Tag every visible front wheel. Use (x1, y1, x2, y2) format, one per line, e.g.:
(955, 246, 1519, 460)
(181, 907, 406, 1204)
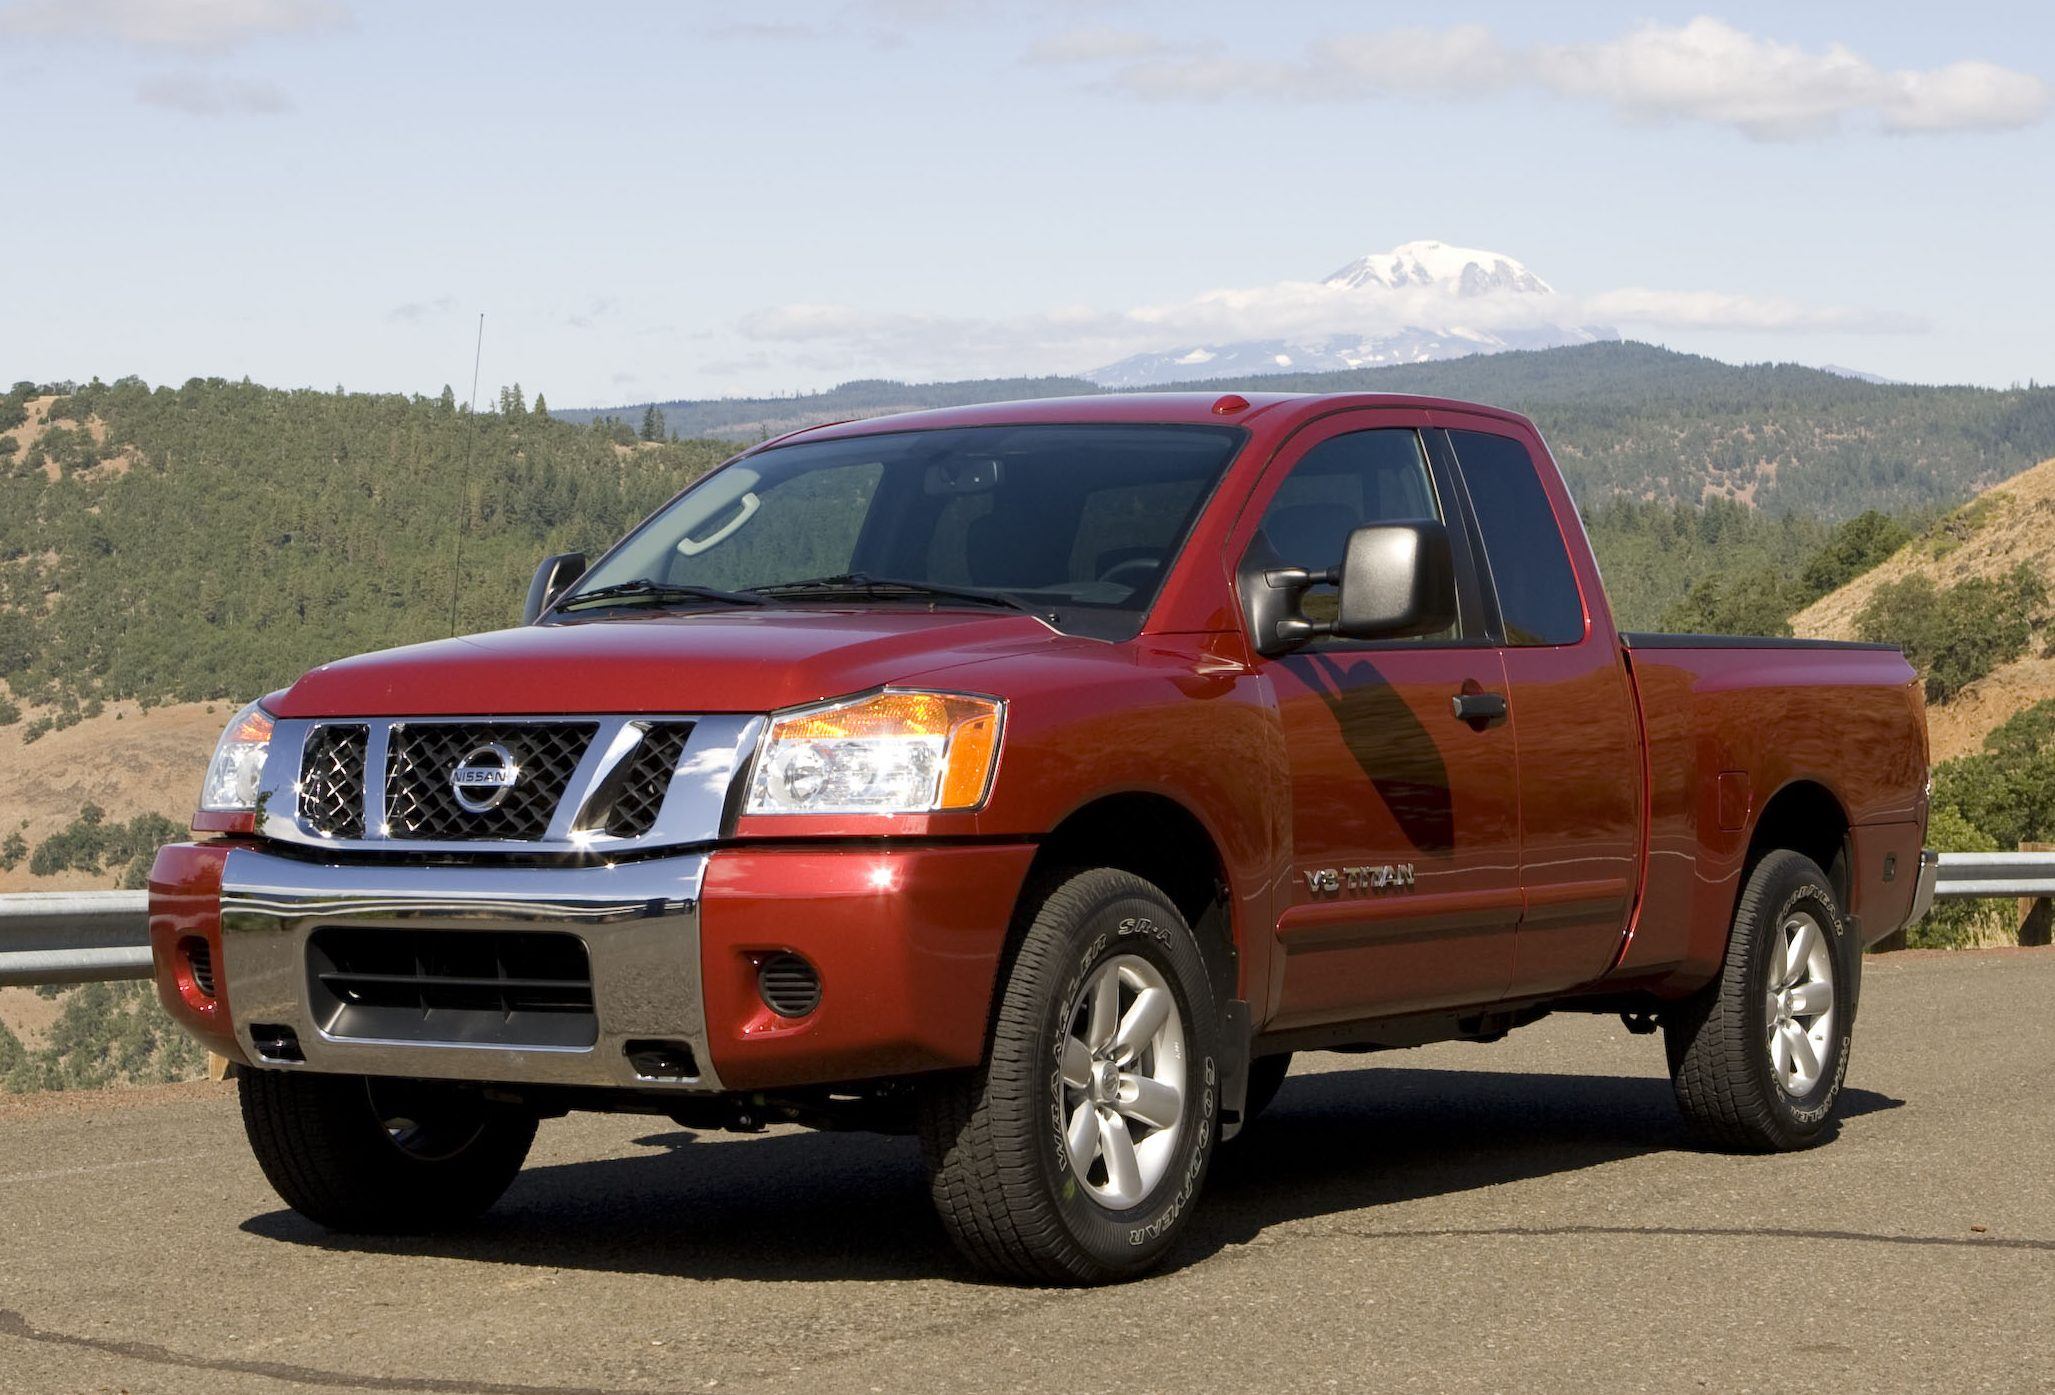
(918, 868, 1221, 1284)
(1665, 849, 1856, 1151)
(240, 1069, 537, 1232)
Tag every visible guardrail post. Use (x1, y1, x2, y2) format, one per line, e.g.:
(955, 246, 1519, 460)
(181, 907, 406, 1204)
(2021, 842, 2053, 947)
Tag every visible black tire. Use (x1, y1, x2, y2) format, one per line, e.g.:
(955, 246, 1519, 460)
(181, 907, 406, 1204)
(918, 868, 1222, 1284)
(1665, 850, 1856, 1151)
(1240, 1052, 1292, 1127)
(239, 1069, 536, 1233)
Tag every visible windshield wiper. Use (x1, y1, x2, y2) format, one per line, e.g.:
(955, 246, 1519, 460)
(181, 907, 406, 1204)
(748, 573, 1053, 620)
(554, 578, 772, 613)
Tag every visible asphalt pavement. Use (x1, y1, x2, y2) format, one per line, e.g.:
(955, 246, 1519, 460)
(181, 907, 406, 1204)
(3, 947, 2050, 1395)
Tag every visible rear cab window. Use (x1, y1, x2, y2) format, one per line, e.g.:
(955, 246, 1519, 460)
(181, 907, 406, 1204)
(1444, 429, 1587, 645)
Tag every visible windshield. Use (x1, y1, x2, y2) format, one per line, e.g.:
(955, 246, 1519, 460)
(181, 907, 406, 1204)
(559, 423, 1246, 638)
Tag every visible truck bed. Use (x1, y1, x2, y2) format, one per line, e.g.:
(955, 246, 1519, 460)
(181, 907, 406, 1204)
(1611, 631, 1928, 992)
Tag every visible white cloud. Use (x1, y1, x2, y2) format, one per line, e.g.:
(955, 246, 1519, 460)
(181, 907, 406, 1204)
(1532, 18, 2046, 140)
(1582, 288, 1920, 334)
(1884, 60, 2050, 133)
(135, 70, 291, 114)
(0, 0, 347, 52)
(1026, 27, 1181, 66)
(1052, 16, 2047, 139)
(728, 270, 1918, 381)
(1102, 27, 1516, 104)
(1313, 25, 1517, 94)
(386, 297, 457, 325)
(6, 0, 345, 116)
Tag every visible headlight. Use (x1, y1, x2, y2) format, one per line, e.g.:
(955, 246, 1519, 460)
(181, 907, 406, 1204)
(200, 700, 275, 812)
(746, 690, 1003, 815)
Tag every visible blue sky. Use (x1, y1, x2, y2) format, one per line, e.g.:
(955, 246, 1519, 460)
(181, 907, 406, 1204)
(3, 1, 2051, 405)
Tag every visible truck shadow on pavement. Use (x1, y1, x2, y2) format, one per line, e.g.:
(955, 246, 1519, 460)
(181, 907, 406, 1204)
(239, 1065, 1903, 1284)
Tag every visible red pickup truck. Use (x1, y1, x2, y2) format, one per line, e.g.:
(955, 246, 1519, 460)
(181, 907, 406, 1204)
(149, 391, 1933, 1283)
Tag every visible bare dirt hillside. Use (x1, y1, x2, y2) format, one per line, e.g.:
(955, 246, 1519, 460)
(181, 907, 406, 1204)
(1792, 454, 2055, 760)
(0, 700, 223, 892)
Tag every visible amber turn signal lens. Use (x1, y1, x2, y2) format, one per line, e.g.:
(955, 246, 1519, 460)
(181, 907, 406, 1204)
(938, 709, 1000, 809)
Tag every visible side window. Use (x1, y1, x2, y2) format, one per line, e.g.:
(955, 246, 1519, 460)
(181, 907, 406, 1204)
(1446, 430, 1585, 645)
(1252, 428, 1451, 639)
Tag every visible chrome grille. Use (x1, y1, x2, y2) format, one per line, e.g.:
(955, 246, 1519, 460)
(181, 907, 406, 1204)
(267, 713, 763, 855)
(384, 722, 596, 841)
(297, 725, 367, 839)
(602, 722, 693, 837)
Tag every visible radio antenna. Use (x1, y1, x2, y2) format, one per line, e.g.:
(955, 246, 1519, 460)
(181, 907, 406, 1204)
(450, 312, 485, 635)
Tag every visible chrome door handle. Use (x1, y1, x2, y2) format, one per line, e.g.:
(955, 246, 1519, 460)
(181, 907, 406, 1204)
(1452, 692, 1508, 725)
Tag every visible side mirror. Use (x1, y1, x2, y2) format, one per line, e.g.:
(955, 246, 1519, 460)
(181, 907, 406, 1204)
(1245, 520, 1454, 654)
(1331, 521, 1456, 641)
(524, 552, 587, 625)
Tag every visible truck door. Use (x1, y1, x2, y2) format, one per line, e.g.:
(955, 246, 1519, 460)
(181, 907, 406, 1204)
(1433, 419, 1644, 998)
(1240, 413, 1522, 1031)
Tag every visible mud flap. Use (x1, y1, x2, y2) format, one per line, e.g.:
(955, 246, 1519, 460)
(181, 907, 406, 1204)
(1216, 998, 1252, 1142)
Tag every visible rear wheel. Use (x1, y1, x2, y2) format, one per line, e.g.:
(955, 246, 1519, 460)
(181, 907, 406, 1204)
(918, 868, 1221, 1284)
(239, 1069, 536, 1232)
(1666, 850, 1855, 1151)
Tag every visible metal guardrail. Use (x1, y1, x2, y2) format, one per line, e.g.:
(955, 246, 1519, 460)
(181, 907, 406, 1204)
(0, 891, 151, 987)
(1930, 851, 2055, 900)
(0, 850, 2049, 989)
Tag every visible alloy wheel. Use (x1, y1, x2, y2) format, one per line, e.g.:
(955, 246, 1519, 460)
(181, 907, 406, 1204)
(1763, 910, 1836, 1096)
(1058, 954, 1187, 1209)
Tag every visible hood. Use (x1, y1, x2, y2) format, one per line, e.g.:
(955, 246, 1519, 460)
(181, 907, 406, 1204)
(271, 609, 1084, 718)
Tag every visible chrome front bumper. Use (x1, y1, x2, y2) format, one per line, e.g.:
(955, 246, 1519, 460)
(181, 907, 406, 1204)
(219, 846, 724, 1091)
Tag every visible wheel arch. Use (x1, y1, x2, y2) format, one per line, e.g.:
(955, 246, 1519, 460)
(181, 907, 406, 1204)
(1743, 778, 1854, 909)
(1013, 790, 1239, 1008)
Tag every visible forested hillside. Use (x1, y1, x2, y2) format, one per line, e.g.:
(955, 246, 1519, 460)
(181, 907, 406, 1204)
(0, 379, 734, 720)
(9, 354, 2053, 724)
(578, 342, 2055, 520)
(1794, 454, 2055, 760)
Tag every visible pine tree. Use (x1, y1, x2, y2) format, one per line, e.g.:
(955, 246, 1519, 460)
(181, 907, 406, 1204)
(439, 385, 456, 413)
(531, 393, 549, 421)
(640, 405, 665, 441)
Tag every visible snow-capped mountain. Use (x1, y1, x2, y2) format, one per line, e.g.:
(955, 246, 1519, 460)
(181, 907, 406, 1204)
(1085, 240, 1615, 388)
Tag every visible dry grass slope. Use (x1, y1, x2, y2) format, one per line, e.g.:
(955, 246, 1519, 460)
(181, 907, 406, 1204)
(0, 701, 221, 1065)
(1792, 455, 2055, 760)
(0, 700, 221, 892)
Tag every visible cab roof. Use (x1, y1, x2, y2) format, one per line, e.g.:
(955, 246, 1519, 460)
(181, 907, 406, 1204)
(775, 391, 1536, 446)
